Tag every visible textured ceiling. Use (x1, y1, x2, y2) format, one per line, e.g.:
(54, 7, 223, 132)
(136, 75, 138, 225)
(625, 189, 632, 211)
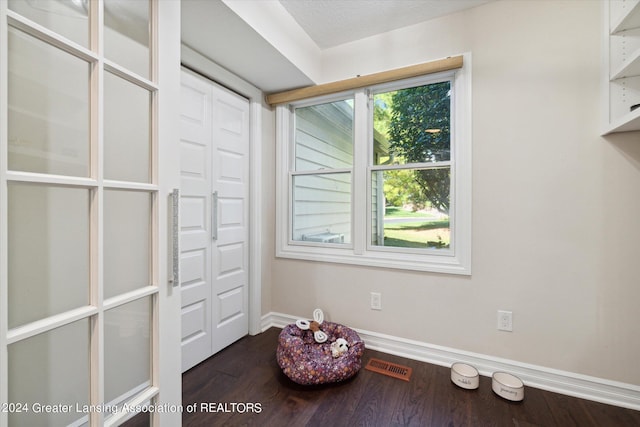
(279, 0, 492, 49)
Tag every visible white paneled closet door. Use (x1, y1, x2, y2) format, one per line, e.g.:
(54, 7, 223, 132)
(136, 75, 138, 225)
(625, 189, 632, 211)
(0, 1, 182, 426)
(180, 69, 250, 372)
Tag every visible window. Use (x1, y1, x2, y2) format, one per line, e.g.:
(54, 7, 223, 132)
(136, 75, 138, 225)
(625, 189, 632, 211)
(292, 98, 354, 244)
(276, 59, 471, 274)
(371, 81, 452, 251)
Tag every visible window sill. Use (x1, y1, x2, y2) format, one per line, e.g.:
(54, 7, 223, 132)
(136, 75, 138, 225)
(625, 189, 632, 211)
(276, 243, 471, 275)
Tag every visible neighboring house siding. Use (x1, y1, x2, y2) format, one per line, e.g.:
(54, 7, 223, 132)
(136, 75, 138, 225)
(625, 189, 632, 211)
(293, 102, 352, 242)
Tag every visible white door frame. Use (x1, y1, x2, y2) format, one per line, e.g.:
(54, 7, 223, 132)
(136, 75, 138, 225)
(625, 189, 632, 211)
(181, 44, 263, 336)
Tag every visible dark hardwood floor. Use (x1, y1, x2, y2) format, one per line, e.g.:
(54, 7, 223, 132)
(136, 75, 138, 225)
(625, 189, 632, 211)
(178, 328, 640, 426)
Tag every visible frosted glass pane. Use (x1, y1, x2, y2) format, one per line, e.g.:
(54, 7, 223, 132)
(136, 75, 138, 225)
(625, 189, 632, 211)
(104, 190, 151, 299)
(104, 72, 151, 183)
(105, 298, 151, 405)
(104, 0, 150, 78)
(8, 319, 89, 427)
(8, 183, 90, 328)
(8, 27, 90, 177)
(8, 0, 89, 47)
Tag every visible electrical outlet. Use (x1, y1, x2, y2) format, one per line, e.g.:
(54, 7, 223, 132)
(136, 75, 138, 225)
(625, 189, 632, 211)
(497, 310, 513, 332)
(371, 292, 382, 310)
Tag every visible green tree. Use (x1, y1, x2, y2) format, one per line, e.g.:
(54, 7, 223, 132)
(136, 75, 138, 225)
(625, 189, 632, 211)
(388, 82, 451, 214)
(382, 169, 425, 208)
(373, 91, 393, 136)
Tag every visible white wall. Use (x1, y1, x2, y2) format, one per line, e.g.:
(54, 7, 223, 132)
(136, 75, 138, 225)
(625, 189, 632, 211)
(265, 0, 640, 386)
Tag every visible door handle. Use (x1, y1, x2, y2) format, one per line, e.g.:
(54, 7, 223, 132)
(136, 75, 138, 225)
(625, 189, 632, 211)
(212, 191, 218, 241)
(170, 188, 180, 287)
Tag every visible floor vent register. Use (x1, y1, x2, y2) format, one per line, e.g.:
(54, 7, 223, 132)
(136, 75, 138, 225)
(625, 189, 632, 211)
(364, 358, 412, 381)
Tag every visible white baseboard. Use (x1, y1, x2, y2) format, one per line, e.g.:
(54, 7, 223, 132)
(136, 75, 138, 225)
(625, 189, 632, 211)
(262, 311, 640, 411)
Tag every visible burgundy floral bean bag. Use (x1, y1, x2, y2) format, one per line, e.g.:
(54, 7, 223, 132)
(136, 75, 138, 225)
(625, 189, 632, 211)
(277, 321, 364, 385)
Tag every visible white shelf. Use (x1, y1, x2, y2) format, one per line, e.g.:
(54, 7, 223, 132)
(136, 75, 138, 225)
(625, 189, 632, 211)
(611, 0, 640, 34)
(603, 106, 640, 134)
(611, 46, 640, 79)
(604, 0, 640, 134)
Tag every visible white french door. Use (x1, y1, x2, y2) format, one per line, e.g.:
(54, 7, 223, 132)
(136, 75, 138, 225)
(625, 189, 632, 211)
(180, 69, 250, 372)
(0, 1, 181, 426)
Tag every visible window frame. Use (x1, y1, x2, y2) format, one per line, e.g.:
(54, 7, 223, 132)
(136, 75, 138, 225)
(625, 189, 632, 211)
(276, 54, 472, 275)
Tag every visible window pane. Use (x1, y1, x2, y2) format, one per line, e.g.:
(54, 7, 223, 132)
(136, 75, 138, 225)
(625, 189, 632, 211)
(8, 319, 89, 427)
(104, 71, 151, 183)
(8, 0, 90, 47)
(8, 27, 90, 177)
(8, 183, 90, 328)
(104, 190, 151, 299)
(105, 297, 151, 406)
(104, 0, 150, 79)
(373, 81, 450, 165)
(295, 99, 353, 171)
(292, 173, 351, 244)
(371, 168, 450, 249)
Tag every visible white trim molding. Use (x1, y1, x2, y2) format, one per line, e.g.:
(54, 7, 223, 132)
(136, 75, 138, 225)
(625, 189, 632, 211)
(262, 312, 640, 411)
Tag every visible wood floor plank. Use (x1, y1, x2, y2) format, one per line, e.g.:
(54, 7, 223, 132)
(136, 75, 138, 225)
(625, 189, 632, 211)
(122, 327, 640, 426)
(349, 371, 405, 426)
(388, 358, 439, 426)
(305, 373, 369, 424)
(582, 397, 640, 426)
(540, 390, 597, 426)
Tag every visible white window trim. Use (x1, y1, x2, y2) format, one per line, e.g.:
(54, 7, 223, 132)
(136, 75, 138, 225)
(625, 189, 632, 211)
(276, 53, 472, 275)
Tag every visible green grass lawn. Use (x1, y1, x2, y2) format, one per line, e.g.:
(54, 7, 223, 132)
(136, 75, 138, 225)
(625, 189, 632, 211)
(383, 218, 450, 249)
(384, 206, 436, 218)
